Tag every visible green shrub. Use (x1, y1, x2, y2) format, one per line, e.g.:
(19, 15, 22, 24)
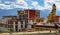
(10, 29, 14, 32)
(2, 29, 10, 33)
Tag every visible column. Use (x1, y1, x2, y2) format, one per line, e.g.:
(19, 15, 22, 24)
(27, 24, 31, 29)
(18, 21, 21, 31)
(23, 21, 25, 28)
(13, 21, 16, 32)
(28, 10, 29, 28)
(27, 20, 33, 28)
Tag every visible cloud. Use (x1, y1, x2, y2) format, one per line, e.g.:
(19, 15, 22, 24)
(44, 0, 55, 10)
(32, 0, 60, 10)
(44, 0, 60, 10)
(15, 0, 28, 8)
(0, 1, 14, 10)
(0, 0, 47, 10)
(0, 0, 60, 10)
(32, 1, 46, 10)
(4, 1, 12, 5)
(0, 0, 29, 10)
(0, 4, 13, 9)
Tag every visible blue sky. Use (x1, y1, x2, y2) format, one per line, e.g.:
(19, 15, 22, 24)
(0, 0, 60, 20)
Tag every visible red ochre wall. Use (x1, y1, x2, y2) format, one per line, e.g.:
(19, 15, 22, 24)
(29, 10, 36, 19)
(55, 16, 59, 23)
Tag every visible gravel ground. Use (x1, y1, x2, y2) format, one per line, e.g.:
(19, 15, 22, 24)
(0, 33, 60, 35)
(0, 31, 60, 35)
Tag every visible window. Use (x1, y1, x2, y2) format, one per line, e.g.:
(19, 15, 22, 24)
(21, 25, 23, 28)
(25, 10, 28, 13)
(25, 12, 28, 13)
(8, 25, 13, 28)
(32, 25, 33, 28)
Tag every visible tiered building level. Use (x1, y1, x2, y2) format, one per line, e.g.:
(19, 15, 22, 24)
(0, 9, 40, 32)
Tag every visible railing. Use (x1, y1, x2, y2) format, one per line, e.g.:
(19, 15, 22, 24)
(33, 22, 60, 27)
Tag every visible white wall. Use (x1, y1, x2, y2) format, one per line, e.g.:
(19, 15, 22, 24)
(0, 27, 8, 31)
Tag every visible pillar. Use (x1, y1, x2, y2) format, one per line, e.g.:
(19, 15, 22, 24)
(27, 20, 33, 28)
(13, 21, 16, 32)
(23, 21, 25, 28)
(18, 21, 21, 31)
(27, 24, 31, 29)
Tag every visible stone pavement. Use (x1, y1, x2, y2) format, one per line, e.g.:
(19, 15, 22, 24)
(0, 31, 59, 35)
